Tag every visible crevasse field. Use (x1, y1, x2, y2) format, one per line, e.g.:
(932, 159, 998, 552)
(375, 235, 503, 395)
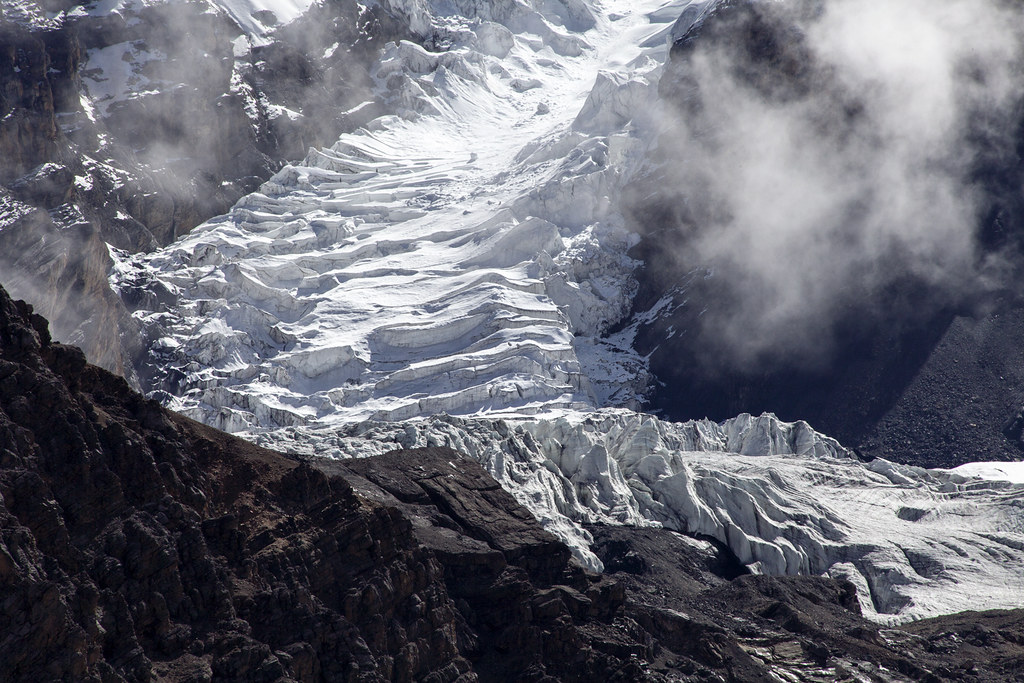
(112, 0, 1024, 624)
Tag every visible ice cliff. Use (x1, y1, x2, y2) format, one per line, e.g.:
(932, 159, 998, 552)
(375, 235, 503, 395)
(115, 0, 661, 430)
(251, 410, 1024, 624)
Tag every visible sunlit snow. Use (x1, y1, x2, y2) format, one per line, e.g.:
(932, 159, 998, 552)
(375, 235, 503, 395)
(949, 461, 1024, 484)
(213, 0, 316, 42)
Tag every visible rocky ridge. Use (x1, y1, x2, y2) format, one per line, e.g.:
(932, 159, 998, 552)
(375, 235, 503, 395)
(4, 282, 1024, 681)
(0, 278, 648, 681)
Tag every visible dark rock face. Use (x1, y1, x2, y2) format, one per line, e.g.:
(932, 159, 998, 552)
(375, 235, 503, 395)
(0, 282, 647, 682)
(324, 453, 646, 682)
(0, 288, 864, 683)
(3, 283, 1024, 680)
(857, 308, 1024, 466)
(0, 26, 68, 182)
(627, 0, 1024, 467)
(0, 0, 412, 384)
(0, 20, 142, 382)
(0, 281, 470, 681)
(589, 525, 1024, 682)
(0, 187, 143, 385)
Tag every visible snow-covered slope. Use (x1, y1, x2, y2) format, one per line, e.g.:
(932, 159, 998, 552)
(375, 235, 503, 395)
(211, 0, 317, 41)
(117, 0, 664, 429)
(115, 0, 1024, 625)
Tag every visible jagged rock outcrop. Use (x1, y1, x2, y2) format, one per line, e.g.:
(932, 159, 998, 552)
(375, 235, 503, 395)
(322, 452, 644, 682)
(0, 18, 141, 381)
(1, 280, 469, 681)
(0, 281, 644, 681)
(4, 281, 1024, 681)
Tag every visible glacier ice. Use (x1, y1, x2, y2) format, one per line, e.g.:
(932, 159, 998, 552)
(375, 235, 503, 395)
(254, 410, 1024, 624)
(116, 0, 662, 430)
(113, 0, 1024, 625)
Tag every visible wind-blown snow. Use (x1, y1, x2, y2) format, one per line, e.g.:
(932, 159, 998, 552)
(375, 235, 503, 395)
(114, 0, 1024, 625)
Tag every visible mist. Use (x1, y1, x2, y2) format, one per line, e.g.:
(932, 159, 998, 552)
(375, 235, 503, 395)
(1, 0, 401, 384)
(656, 0, 1024, 371)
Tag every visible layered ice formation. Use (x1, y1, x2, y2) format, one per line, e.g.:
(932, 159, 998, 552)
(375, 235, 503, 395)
(115, 0, 1024, 624)
(116, 0, 664, 430)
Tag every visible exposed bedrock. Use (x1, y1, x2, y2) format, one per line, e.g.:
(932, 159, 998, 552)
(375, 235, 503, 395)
(0, 20, 144, 382)
(4, 280, 1024, 681)
(627, 0, 1024, 467)
(0, 281, 638, 681)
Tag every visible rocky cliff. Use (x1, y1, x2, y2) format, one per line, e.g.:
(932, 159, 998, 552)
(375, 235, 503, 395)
(3, 285, 1024, 681)
(0, 279, 642, 681)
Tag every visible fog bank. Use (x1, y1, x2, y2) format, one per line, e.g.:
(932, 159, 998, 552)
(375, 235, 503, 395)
(659, 0, 1024, 370)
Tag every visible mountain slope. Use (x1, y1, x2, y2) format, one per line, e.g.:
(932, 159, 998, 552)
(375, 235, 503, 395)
(0, 281, 656, 681)
(108, 0, 1024, 625)
(116, 0, 659, 428)
(5, 281, 1024, 681)
(0, 0, 415, 384)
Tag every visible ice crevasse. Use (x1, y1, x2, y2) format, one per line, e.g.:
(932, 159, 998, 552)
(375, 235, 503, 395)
(113, 0, 1024, 624)
(254, 410, 1024, 624)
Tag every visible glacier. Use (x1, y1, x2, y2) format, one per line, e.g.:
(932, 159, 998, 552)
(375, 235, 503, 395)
(252, 410, 1024, 625)
(113, 0, 1024, 624)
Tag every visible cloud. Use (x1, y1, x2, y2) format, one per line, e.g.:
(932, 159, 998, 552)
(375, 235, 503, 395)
(655, 0, 1024, 370)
